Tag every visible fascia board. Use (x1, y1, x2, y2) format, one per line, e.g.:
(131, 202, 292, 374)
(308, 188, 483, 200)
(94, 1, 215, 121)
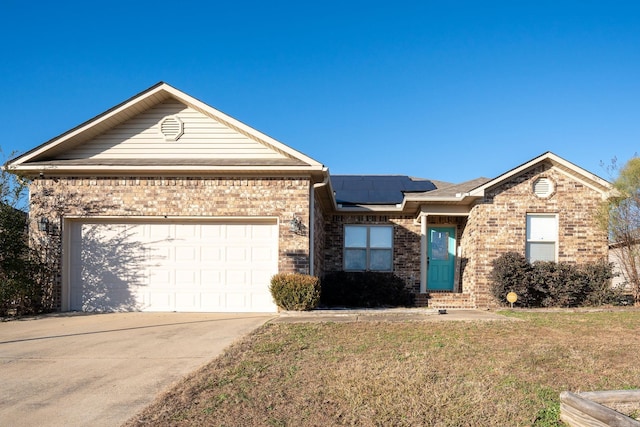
(15, 164, 325, 173)
(419, 204, 471, 216)
(12, 164, 326, 175)
(400, 194, 478, 210)
(334, 205, 404, 213)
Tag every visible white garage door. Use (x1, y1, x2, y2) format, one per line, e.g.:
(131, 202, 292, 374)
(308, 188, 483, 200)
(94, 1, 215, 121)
(68, 220, 278, 312)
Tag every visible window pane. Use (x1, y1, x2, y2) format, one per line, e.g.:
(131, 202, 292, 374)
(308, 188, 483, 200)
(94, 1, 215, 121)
(370, 249, 392, 271)
(430, 230, 449, 261)
(527, 242, 556, 262)
(345, 248, 367, 270)
(526, 215, 557, 241)
(345, 226, 367, 248)
(370, 226, 392, 248)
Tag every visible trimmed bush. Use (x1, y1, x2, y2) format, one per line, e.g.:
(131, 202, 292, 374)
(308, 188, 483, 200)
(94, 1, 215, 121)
(320, 271, 415, 308)
(269, 273, 321, 311)
(490, 252, 618, 308)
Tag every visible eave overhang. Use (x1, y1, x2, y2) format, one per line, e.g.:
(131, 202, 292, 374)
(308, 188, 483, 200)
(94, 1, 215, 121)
(11, 163, 327, 178)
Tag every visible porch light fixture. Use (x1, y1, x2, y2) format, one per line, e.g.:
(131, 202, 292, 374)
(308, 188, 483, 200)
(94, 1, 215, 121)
(38, 217, 50, 232)
(289, 216, 305, 235)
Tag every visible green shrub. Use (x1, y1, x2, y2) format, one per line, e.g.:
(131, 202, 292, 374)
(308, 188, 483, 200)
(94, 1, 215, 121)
(531, 261, 584, 307)
(581, 260, 625, 306)
(269, 273, 321, 311)
(0, 204, 45, 317)
(320, 271, 415, 308)
(490, 252, 617, 308)
(489, 252, 536, 306)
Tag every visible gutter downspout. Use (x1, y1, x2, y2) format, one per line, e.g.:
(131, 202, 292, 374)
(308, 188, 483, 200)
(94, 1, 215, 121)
(309, 168, 330, 276)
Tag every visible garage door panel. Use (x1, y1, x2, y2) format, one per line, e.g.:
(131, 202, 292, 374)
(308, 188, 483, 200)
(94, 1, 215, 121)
(201, 224, 223, 239)
(251, 247, 276, 262)
(201, 247, 223, 261)
(225, 270, 250, 285)
(175, 224, 198, 238)
(224, 292, 249, 309)
(146, 292, 173, 311)
(69, 221, 278, 312)
(148, 224, 172, 239)
(226, 225, 250, 239)
(250, 269, 275, 285)
(200, 293, 223, 309)
(175, 246, 198, 261)
(252, 292, 276, 309)
(202, 269, 223, 285)
(149, 269, 172, 285)
(226, 247, 250, 262)
(175, 293, 199, 310)
(252, 225, 276, 239)
(175, 269, 197, 285)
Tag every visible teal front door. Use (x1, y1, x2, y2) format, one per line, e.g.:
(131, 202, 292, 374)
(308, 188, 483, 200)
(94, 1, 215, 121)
(427, 227, 456, 291)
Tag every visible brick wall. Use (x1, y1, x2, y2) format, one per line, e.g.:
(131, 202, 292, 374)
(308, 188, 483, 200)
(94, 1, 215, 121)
(462, 162, 609, 308)
(312, 190, 326, 278)
(30, 176, 311, 310)
(323, 214, 421, 292)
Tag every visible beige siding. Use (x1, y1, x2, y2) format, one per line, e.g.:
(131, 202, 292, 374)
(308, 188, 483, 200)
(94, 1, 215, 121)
(58, 100, 289, 160)
(609, 246, 635, 293)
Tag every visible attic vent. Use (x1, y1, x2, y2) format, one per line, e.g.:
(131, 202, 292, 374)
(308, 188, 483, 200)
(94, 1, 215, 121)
(160, 116, 184, 141)
(533, 177, 553, 198)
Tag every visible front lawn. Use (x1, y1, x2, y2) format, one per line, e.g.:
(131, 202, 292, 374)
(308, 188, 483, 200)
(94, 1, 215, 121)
(125, 310, 640, 426)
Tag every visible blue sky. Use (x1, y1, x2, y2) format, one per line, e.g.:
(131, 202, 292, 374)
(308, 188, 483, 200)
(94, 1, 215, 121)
(2, 1, 639, 183)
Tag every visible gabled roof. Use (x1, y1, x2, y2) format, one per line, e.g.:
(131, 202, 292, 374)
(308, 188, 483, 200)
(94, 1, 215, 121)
(468, 151, 612, 197)
(391, 152, 612, 214)
(8, 82, 325, 176)
(331, 175, 436, 205)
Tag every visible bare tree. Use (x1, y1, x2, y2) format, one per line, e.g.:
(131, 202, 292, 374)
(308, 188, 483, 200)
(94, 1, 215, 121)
(601, 157, 640, 305)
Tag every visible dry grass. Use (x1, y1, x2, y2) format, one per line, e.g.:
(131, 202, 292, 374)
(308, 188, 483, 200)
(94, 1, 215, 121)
(124, 309, 640, 427)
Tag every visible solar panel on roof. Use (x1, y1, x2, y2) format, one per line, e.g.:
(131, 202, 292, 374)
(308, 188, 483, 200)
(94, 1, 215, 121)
(331, 175, 436, 205)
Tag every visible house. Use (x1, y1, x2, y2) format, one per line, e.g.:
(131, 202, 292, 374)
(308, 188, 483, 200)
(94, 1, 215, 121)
(609, 240, 639, 297)
(7, 82, 613, 312)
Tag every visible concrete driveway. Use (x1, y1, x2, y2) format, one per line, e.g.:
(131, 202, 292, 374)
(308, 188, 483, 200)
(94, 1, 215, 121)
(0, 312, 273, 427)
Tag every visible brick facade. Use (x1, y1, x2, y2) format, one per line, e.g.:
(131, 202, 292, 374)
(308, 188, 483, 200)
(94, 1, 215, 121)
(27, 163, 609, 311)
(323, 214, 422, 293)
(461, 163, 609, 308)
(30, 176, 312, 310)
(321, 164, 609, 309)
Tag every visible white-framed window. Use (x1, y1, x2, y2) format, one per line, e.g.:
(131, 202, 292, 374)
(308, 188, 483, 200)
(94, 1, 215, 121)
(526, 214, 558, 262)
(344, 225, 393, 271)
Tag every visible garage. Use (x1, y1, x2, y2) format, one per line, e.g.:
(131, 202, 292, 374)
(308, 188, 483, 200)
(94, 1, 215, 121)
(67, 219, 279, 312)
